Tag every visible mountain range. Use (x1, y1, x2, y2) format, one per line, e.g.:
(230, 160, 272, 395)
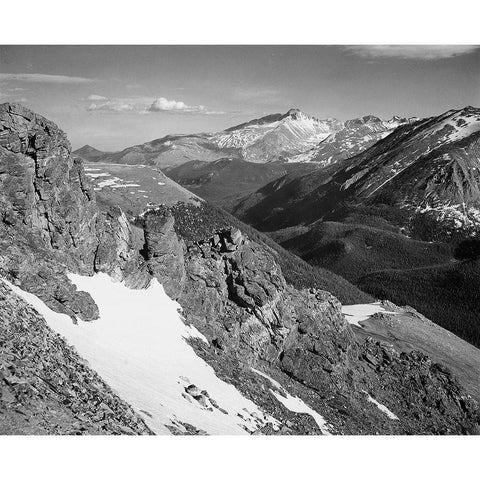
(2, 102, 480, 436)
(74, 108, 413, 169)
(235, 106, 480, 238)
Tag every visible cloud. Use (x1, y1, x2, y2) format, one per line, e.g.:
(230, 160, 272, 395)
(148, 97, 190, 112)
(344, 45, 479, 60)
(87, 100, 134, 112)
(0, 73, 94, 83)
(87, 94, 108, 101)
(84, 95, 224, 115)
(0, 84, 28, 102)
(147, 97, 223, 115)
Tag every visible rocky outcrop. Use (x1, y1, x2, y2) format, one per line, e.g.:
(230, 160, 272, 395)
(141, 209, 186, 298)
(0, 103, 98, 265)
(0, 103, 147, 318)
(0, 281, 152, 435)
(356, 339, 480, 434)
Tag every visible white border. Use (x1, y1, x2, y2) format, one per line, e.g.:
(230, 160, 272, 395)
(1, 1, 479, 478)
(0, 0, 479, 44)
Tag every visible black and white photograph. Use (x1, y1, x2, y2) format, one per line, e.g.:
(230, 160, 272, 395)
(1, 1, 479, 478)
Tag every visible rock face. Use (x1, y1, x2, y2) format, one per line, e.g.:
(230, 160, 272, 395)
(0, 281, 152, 435)
(0, 103, 148, 319)
(0, 103, 98, 265)
(141, 210, 186, 298)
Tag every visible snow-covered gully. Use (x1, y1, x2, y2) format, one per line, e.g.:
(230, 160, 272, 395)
(3, 274, 278, 435)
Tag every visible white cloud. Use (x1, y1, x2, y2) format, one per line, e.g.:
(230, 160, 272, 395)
(147, 97, 223, 115)
(344, 45, 479, 60)
(148, 97, 193, 112)
(84, 95, 224, 115)
(0, 73, 94, 83)
(87, 94, 108, 101)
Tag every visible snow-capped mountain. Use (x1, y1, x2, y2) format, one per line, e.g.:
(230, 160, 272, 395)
(74, 109, 413, 168)
(289, 115, 418, 165)
(235, 106, 480, 238)
(340, 106, 480, 237)
(212, 109, 344, 163)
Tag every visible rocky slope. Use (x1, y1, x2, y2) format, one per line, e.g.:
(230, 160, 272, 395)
(0, 280, 152, 435)
(83, 162, 201, 217)
(136, 204, 479, 434)
(74, 109, 412, 169)
(1, 103, 479, 435)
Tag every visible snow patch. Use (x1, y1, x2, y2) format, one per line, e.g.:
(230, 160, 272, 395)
(250, 368, 331, 435)
(364, 392, 399, 420)
(342, 302, 398, 327)
(3, 274, 277, 435)
(97, 178, 121, 188)
(112, 183, 141, 188)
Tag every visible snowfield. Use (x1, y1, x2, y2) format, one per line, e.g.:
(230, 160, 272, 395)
(341, 302, 398, 327)
(3, 274, 278, 435)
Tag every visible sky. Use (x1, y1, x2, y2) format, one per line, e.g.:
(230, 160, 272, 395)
(0, 45, 479, 151)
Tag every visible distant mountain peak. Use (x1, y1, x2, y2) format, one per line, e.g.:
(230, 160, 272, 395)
(285, 108, 303, 117)
(76, 144, 101, 153)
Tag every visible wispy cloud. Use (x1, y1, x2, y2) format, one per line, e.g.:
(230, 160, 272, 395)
(87, 100, 135, 112)
(344, 45, 480, 60)
(0, 73, 94, 83)
(147, 97, 224, 115)
(0, 84, 28, 103)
